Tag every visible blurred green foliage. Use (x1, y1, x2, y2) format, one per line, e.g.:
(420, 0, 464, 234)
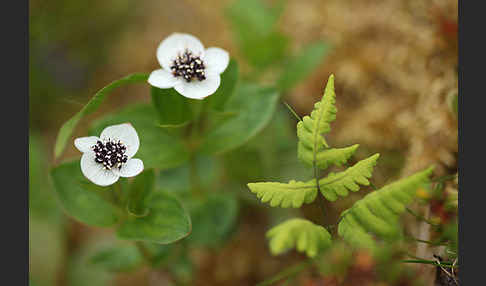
(29, 0, 137, 128)
(29, 134, 66, 286)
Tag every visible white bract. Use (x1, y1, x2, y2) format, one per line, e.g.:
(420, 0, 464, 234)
(74, 123, 144, 186)
(148, 33, 230, 100)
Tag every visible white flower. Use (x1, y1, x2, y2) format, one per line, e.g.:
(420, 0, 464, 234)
(74, 123, 144, 186)
(148, 33, 230, 100)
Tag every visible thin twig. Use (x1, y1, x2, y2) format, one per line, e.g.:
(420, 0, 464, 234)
(406, 207, 440, 227)
(256, 260, 312, 286)
(431, 174, 458, 183)
(401, 259, 455, 268)
(283, 101, 302, 121)
(404, 235, 448, 246)
(434, 256, 458, 285)
(369, 181, 378, 190)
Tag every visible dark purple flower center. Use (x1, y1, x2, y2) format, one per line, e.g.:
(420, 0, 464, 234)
(170, 49, 206, 82)
(92, 139, 128, 170)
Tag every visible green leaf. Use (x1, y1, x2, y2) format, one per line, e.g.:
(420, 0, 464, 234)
(298, 144, 359, 170)
(54, 73, 149, 159)
(156, 155, 221, 196)
(227, 0, 289, 68)
(277, 41, 330, 91)
(205, 110, 239, 131)
(187, 193, 239, 247)
(247, 180, 318, 208)
(247, 154, 379, 207)
(151, 86, 192, 126)
(90, 243, 143, 272)
(227, 0, 283, 36)
(239, 32, 290, 69)
(89, 104, 190, 170)
(199, 83, 280, 155)
(207, 59, 239, 111)
(266, 218, 332, 258)
(117, 190, 191, 244)
(296, 74, 337, 168)
(126, 169, 155, 217)
(338, 167, 434, 249)
(50, 160, 122, 227)
(318, 153, 380, 202)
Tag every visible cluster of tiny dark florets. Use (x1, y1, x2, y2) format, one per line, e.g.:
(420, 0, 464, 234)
(170, 49, 206, 82)
(92, 139, 128, 170)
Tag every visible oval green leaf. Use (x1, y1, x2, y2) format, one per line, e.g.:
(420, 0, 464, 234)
(186, 193, 238, 247)
(50, 160, 122, 227)
(151, 86, 193, 126)
(117, 190, 191, 244)
(198, 82, 280, 155)
(207, 59, 239, 111)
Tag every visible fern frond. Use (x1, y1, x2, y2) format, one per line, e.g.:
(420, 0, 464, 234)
(298, 144, 359, 170)
(319, 153, 380, 201)
(247, 180, 318, 208)
(297, 74, 337, 169)
(266, 218, 332, 258)
(247, 154, 379, 207)
(338, 167, 434, 249)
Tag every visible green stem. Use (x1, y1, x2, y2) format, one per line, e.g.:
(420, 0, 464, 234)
(431, 174, 457, 183)
(135, 242, 152, 263)
(369, 181, 378, 190)
(401, 259, 455, 268)
(256, 260, 312, 286)
(405, 236, 448, 246)
(110, 183, 121, 206)
(283, 101, 302, 121)
(313, 161, 327, 225)
(187, 100, 206, 198)
(189, 155, 203, 197)
(406, 207, 440, 227)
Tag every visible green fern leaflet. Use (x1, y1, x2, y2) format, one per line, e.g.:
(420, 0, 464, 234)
(318, 153, 379, 201)
(266, 218, 332, 258)
(247, 180, 318, 208)
(338, 167, 434, 249)
(297, 74, 339, 169)
(247, 153, 379, 207)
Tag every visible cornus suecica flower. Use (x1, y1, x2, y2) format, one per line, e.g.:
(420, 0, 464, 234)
(74, 123, 144, 186)
(148, 33, 229, 100)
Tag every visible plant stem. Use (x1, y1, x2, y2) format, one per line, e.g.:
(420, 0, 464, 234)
(283, 101, 302, 121)
(401, 259, 455, 268)
(188, 100, 206, 198)
(111, 183, 121, 205)
(135, 241, 152, 263)
(405, 236, 448, 246)
(256, 260, 312, 286)
(431, 174, 457, 183)
(406, 207, 440, 228)
(189, 155, 203, 197)
(312, 161, 327, 225)
(369, 181, 378, 190)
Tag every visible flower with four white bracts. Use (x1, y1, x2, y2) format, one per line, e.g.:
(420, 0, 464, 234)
(148, 33, 230, 100)
(74, 123, 144, 186)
